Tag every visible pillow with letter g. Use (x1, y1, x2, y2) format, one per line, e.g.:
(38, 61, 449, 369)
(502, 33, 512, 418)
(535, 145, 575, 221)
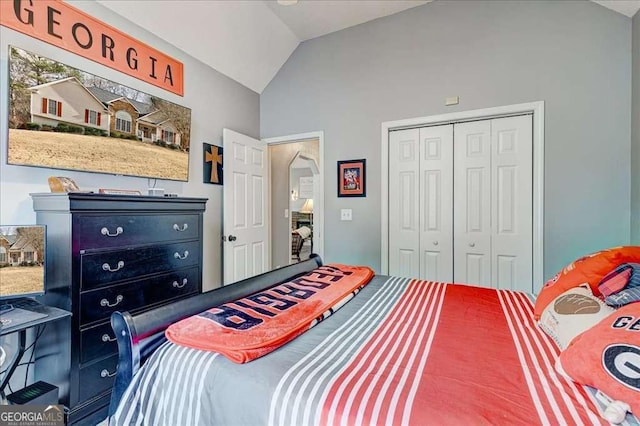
(534, 246, 640, 319)
(556, 302, 640, 417)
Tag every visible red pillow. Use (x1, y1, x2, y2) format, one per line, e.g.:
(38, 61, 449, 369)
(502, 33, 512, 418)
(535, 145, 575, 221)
(534, 246, 640, 319)
(598, 265, 633, 297)
(557, 302, 640, 416)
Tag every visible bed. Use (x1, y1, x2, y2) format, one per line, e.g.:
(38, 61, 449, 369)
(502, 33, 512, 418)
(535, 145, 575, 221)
(108, 255, 639, 425)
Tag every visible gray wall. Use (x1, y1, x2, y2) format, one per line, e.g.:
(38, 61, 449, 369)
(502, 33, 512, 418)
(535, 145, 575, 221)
(269, 140, 319, 268)
(260, 0, 632, 280)
(0, 1, 260, 291)
(633, 11, 640, 244)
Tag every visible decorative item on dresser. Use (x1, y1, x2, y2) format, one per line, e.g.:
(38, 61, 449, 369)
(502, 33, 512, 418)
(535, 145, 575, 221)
(30, 192, 207, 425)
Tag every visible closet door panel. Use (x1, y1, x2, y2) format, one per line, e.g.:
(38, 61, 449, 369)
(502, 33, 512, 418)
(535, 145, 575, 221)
(389, 128, 420, 278)
(454, 120, 491, 286)
(419, 125, 453, 282)
(491, 115, 532, 292)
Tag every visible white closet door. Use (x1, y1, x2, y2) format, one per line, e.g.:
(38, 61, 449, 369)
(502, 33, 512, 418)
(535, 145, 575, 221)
(454, 120, 492, 286)
(419, 125, 453, 282)
(491, 115, 532, 291)
(389, 128, 420, 278)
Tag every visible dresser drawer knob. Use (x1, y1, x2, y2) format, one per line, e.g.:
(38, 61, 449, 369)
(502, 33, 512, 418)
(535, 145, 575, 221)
(174, 250, 189, 260)
(100, 295, 123, 308)
(102, 333, 117, 342)
(173, 223, 189, 232)
(172, 278, 188, 289)
(101, 369, 116, 378)
(101, 226, 123, 237)
(102, 261, 125, 272)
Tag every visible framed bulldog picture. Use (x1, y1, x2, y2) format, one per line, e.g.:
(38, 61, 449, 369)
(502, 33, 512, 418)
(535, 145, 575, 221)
(337, 159, 366, 197)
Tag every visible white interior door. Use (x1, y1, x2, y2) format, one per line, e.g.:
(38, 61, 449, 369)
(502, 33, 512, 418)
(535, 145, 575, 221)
(419, 125, 453, 282)
(491, 115, 532, 291)
(388, 128, 420, 278)
(223, 128, 268, 285)
(453, 116, 533, 290)
(453, 120, 492, 286)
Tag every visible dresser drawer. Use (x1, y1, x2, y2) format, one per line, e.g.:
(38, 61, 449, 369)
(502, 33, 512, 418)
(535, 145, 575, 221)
(80, 240, 199, 290)
(80, 267, 199, 325)
(75, 214, 200, 249)
(78, 354, 118, 404)
(80, 322, 118, 364)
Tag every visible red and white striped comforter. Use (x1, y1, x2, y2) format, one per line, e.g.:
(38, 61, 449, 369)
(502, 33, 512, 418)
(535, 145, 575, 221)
(113, 275, 631, 426)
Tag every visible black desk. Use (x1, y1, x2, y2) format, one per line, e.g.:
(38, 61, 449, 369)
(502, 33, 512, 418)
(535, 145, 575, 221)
(0, 299, 71, 400)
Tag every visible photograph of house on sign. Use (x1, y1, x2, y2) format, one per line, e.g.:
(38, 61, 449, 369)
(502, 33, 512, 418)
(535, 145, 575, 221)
(7, 46, 191, 181)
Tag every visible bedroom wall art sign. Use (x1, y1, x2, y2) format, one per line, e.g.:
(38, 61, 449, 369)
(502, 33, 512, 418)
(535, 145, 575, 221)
(0, 0, 184, 96)
(203, 143, 223, 185)
(337, 159, 366, 197)
(8, 46, 192, 181)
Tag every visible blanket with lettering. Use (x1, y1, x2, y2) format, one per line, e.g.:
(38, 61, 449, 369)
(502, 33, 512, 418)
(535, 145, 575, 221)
(165, 264, 374, 363)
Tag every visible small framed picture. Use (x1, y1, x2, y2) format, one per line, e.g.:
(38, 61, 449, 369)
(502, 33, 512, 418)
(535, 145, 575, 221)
(203, 143, 223, 185)
(337, 159, 366, 197)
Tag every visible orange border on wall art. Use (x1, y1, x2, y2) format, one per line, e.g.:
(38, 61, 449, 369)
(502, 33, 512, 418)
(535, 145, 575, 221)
(1, 0, 184, 96)
(337, 159, 366, 197)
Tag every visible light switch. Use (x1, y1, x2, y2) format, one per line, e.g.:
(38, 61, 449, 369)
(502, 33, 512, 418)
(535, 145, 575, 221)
(284, 209, 289, 218)
(341, 209, 352, 221)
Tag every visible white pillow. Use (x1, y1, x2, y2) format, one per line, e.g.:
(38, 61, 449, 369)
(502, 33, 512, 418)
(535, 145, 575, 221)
(537, 284, 614, 349)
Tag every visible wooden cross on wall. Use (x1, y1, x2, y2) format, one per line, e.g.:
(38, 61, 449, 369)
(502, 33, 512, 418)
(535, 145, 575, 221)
(203, 143, 223, 185)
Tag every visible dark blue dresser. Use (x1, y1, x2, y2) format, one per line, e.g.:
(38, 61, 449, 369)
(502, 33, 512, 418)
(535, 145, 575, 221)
(31, 193, 207, 425)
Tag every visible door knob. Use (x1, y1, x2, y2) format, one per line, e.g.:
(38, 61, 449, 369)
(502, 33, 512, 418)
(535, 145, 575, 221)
(433, 241, 438, 246)
(228, 235, 237, 242)
(469, 242, 475, 247)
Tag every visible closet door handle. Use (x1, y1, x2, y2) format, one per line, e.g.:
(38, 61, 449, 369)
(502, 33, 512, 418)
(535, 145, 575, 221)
(469, 242, 475, 248)
(102, 261, 124, 272)
(433, 241, 439, 246)
(101, 226, 123, 237)
(174, 250, 189, 260)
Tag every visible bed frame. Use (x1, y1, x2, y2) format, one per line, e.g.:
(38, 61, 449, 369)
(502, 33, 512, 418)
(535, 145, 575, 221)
(109, 255, 323, 416)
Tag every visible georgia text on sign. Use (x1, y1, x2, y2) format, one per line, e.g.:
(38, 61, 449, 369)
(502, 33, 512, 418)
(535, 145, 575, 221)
(1, 0, 184, 96)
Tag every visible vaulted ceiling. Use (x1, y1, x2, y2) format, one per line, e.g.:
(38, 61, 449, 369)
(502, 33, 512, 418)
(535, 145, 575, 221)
(96, 0, 640, 94)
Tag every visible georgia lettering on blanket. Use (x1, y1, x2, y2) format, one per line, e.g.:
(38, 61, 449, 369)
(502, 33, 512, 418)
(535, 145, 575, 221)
(199, 265, 356, 330)
(165, 264, 374, 363)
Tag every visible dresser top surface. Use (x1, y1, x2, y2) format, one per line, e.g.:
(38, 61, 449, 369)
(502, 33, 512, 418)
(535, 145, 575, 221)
(31, 192, 208, 213)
